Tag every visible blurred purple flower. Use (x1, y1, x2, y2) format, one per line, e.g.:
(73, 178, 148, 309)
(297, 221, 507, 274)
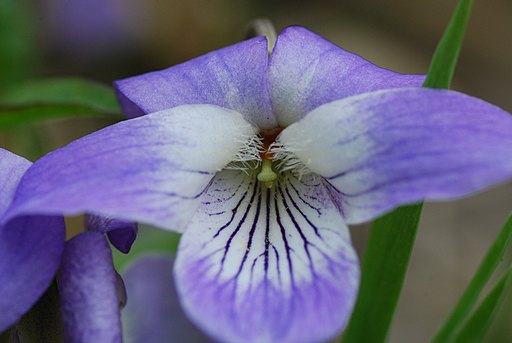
(121, 253, 211, 343)
(43, 0, 149, 58)
(2, 26, 512, 342)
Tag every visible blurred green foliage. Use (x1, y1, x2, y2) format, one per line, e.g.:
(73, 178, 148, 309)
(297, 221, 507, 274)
(0, 78, 122, 129)
(0, 0, 34, 89)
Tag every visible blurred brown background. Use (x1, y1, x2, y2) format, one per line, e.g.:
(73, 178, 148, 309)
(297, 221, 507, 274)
(1, 0, 511, 342)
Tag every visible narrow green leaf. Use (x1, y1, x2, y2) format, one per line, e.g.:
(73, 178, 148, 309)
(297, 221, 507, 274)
(430, 214, 512, 343)
(342, 0, 474, 341)
(0, 78, 123, 129)
(453, 269, 512, 343)
(423, 0, 474, 89)
(341, 204, 423, 343)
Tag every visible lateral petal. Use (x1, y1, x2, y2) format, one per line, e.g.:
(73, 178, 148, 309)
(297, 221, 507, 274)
(278, 88, 512, 224)
(269, 26, 424, 127)
(175, 170, 359, 343)
(3, 105, 257, 232)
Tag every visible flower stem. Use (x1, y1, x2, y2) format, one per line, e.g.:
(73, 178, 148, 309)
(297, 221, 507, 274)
(245, 18, 277, 54)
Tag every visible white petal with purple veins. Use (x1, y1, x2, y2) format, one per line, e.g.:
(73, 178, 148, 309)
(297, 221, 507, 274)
(175, 170, 359, 343)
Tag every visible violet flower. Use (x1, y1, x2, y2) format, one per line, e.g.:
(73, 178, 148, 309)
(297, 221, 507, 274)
(121, 253, 210, 343)
(2, 26, 512, 342)
(0, 149, 133, 340)
(0, 149, 64, 333)
(57, 217, 136, 343)
(58, 231, 122, 343)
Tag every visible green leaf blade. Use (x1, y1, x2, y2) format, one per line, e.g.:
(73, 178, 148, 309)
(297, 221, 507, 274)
(430, 214, 512, 343)
(423, 0, 474, 89)
(341, 204, 423, 343)
(341, 0, 475, 342)
(453, 270, 512, 343)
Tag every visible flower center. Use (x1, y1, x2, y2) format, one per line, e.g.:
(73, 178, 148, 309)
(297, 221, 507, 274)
(257, 128, 283, 189)
(226, 127, 309, 186)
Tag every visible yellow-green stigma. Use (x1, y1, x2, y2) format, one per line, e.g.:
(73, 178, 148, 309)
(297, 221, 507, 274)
(257, 158, 277, 189)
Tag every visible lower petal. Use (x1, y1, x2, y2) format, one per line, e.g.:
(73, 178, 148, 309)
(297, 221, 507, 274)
(175, 170, 359, 343)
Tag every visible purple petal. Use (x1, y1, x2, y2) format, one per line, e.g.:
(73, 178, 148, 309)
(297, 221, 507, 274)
(114, 37, 277, 129)
(0, 149, 31, 213)
(278, 88, 512, 224)
(3, 105, 257, 232)
(269, 26, 425, 126)
(0, 216, 65, 332)
(0, 149, 65, 332)
(107, 229, 137, 254)
(86, 215, 138, 254)
(122, 254, 211, 343)
(58, 232, 121, 343)
(175, 170, 359, 343)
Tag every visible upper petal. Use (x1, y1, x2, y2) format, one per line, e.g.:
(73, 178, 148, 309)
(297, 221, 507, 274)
(2, 105, 257, 232)
(278, 88, 512, 224)
(114, 37, 277, 129)
(58, 232, 122, 343)
(269, 26, 424, 127)
(0, 149, 65, 332)
(175, 170, 359, 343)
(121, 253, 211, 343)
